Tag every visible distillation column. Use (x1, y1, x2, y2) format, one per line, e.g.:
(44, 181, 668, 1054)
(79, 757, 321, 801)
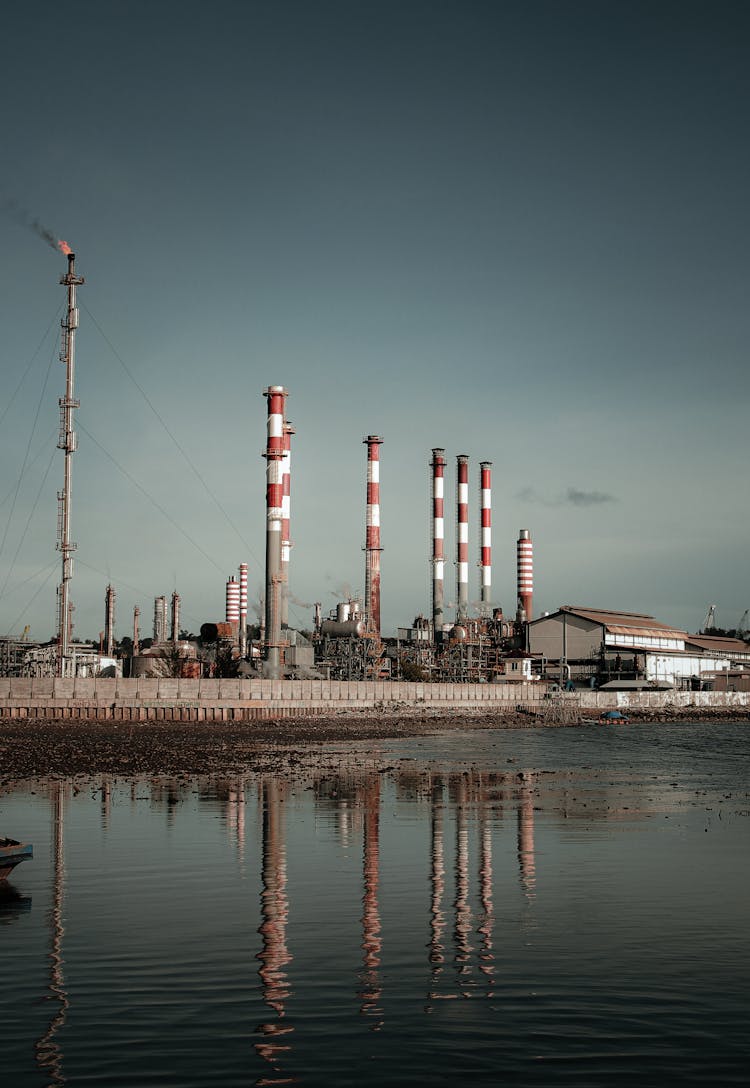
(56, 251, 84, 675)
(479, 462, 492, 615)
(456, 455, 469, 623)
(170, 591, 181, 642)
(263, 386, 287, 678)
(226, 576, 240, 642)
(363, 436, 383, 637)
(104, 584, 116, 658)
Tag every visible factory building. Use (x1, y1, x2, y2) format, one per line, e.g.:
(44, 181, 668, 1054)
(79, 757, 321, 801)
(527, 606, 740, 688)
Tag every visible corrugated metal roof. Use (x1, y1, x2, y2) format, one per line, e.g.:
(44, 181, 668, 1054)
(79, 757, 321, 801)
(559, 607, 685, 637)
(685, 635, 750, 654)
(606, 624, 687, 640)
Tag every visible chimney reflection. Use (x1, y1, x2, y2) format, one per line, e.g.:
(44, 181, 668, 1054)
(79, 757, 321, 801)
(477, 807, 495, 995)
(426, 779, 446, 1008)
(358, 775, 383, 1028)
(517, 777, 537, 903)
(254, 779, 295, 1083)
(225, 780, 246, 859)
(35, 781, 69, 1085)
(453, 781, 474, 995)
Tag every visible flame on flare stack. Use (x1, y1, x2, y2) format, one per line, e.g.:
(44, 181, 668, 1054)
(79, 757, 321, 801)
(58, 240, 73, 256)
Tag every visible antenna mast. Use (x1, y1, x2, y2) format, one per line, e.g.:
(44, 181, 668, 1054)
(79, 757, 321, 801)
(56, 252, 84, 676)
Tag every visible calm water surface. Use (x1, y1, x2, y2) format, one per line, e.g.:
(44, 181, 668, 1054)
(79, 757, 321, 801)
(2, 722, 749, 1086)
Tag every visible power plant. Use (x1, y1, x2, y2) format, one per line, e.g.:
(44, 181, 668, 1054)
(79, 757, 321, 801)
(2, 248, 749, 694)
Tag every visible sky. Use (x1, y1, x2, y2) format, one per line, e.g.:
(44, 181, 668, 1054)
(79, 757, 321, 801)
(1, 0, 748, 643)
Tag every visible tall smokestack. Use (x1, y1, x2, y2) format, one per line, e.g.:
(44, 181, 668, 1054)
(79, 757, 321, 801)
(263, 385, 287, 678)
(517, 529, 533, 622)
(431, 449, 446, 636)
(154, 595, 167, 642)
(104, 583, 116, 657)
(456, 455, 469, 622)
(479, 462, 492, 614)
(56, 251, 84, 676)
(280, 422, 294, 628)
(133, 606, 140, 656)
(226, 576, 240, 641)
(239, 562, 248, 655)
(170, 591, 181, 642)
(363, 435, 383, 636)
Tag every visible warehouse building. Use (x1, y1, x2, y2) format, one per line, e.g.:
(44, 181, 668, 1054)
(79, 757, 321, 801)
(527, 606, 737, 688)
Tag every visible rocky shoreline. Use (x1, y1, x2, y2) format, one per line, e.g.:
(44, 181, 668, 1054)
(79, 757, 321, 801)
(0, 706, 746, 782)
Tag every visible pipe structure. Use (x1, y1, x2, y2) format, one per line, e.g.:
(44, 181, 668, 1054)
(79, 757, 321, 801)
(431, 449, 446, 637)
(263, 385, 287, 678)
(517, 528, 533, 622)
(133, 606, 140, 657)
(479, 462, 492, 614)
(280, 422, 294, 627)
(56, 252, 84, 675)
(170, 591, 181, 642)
(153, 596, 167, 643)
(363, 436, 383, 637)
(239, 562, 248, 655)
(456, 455, 469, 623)
(226, 576, 240, 641)
(104, 584, 116, 658)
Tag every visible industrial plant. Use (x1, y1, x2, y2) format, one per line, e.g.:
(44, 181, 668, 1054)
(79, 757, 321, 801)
(2, 251, 749, 696)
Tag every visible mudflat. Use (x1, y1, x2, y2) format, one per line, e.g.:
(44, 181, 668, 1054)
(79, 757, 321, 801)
(0, 706, 745, 780)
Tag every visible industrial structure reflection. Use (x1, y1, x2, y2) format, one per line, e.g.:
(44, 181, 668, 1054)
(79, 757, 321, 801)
(358, 775, 383, 1028)
(254, 779, 295, 1084)
(35, 781, 68, 1086)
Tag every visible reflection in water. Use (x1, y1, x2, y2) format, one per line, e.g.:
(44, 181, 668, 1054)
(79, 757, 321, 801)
(453, 782, 474, 996)
(0, 883, 32, 924)
(35, 781, 68, 1086)
(225, 781, 246, 860)
(517, 778, 537, 904)
(255, 779, 296, 1085)
(359, 775, 383, 1029)
(426, 780, 446, 1009)
(477, 808, 495, 995)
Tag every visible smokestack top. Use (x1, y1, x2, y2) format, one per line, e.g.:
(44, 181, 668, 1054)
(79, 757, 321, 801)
(519, 528, 531, 540)
(480, 460, 493, 467)
(364, 434, 383, 444)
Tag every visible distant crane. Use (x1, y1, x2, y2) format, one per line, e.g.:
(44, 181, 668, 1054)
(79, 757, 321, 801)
(703, 604, 717, 632)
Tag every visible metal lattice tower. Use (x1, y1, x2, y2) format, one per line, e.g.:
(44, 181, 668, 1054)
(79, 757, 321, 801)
(56, 252, 84, 675)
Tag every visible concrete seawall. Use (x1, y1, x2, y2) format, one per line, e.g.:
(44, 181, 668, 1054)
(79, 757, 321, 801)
(0, 677, 748, 721)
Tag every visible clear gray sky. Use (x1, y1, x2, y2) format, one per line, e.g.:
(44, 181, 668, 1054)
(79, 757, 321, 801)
(1, 0, 748, 641)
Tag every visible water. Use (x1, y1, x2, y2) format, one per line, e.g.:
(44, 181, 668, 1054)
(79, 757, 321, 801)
(2, 721, 749, 1087)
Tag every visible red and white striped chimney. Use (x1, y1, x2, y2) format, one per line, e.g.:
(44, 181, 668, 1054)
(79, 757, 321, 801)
(456, 455, 469, 622)
(280, 422, 294, 628)
(239, 562, 248, 654)
(517, 529, 533, 622)
(364, 435, 383, 636)
(479, 462, 492, 613)
(226, 576, 240, 638)
(263, 385, 287, 677)
(431, 449, 446, 636)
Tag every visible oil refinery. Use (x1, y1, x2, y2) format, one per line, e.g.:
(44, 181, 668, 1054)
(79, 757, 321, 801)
(1, 251, 749, 696)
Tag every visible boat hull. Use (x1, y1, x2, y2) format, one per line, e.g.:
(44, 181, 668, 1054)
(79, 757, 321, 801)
(0, 840, 33, 881)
